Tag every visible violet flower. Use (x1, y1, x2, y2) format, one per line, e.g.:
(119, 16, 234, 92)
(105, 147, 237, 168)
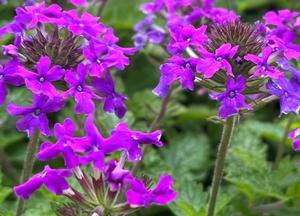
(168, 24, 208, 55)
(64, 10, 104, 39)
(15, 2, 63, 29)
(64, 63, 102, 115)
(7, 94, 65, 136)
(289, 128, 300, 152)
(266, 78, 300, 115)
(210, 76, 252, 119)
(197, 43, 238, 78)
(92, 71, 127, 118)
(17, 56, 64, 98)
(37, 118, 90, 168)
(14, 165, 72, 200)
(104, 159, 132, 191)
(70, 0, 86, 6)
(0, 60, 23, 106)
(244, 47, 283, 79)
(104, 122, 163, 161)
(126, 174, 177, 208)
(153, 56, 198, 97)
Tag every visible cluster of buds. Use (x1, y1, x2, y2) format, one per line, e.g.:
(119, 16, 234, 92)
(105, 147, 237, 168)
(134, 0, 300, 119)
(0, 1, 177, 215)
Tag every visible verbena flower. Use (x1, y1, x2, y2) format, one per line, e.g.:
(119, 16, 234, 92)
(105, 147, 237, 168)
(0, 60, 23, 106)
(14, 165, 72, 200)
(37, 118, 90, 168)
(197, 43, 238, 78)
(17, 56, 64, 98)
(289, 128, 300, 151)
(92, 71, 127, 118)
(154, 56, 198, 97)
(126, 174, 177, 208)
(266, 78, 300, 115)
(64, 63, 102, 115)
(210, 76, 252, 119)
(7, 94, 65, 136)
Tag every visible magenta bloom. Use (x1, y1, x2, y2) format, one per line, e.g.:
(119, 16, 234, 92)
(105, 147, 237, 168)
(244, 47, 283, 79)
(14, 165, 72, 200)
(153, 56, 198, 97)
(64, 64, 102, 115)
(289, 128, 300, 151)
(211, 76, 252, 119)
(168, 24, 208, 54)
(92, 71, 127, 118)
(64, 10, 104, 39)
(126, 175, 177, 208)
(7, 94, 65, 136)
(104, 123, 163, 161)
(264, 10, 299, 28)
(18, 56, 64, 98)
(37, 118, 90, 168)
(0, 60, 23, 106)
(70, 0, 85, 6)
(15, 2, 63, 29)
(197, 43, 238, 78)
(266, 78, 300, 115)
(104, 159, 132, 191)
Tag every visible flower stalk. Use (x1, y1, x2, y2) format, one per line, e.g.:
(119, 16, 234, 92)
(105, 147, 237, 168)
(207, 115, 237, 216)
(273, 114, 296, 170)
(15, 130, 40, 216)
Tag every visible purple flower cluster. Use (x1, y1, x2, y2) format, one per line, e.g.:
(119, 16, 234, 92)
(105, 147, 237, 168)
(135, 0, 300, 119)
(14, 116, 176, 208)
(0, 1, 176, 212)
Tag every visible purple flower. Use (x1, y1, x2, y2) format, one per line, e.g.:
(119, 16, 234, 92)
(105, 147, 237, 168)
(64, 63, 102, 115)
(197, 43, 238, 78)
(104, 159, 132, 191)
(17, 56, 64, 98)
(210, 76, 252, 119)
(244, 47, 283, 79)
(264, 10, 299, 28)
(2, 44, 18, 57)
(126, 175, 177, 208)
(7, 94, 65, 136)
(70, 0, 86, 6)
(79, 116, 105, 170)
(266, 78, 300, 115)
(168, 24, 208, 55)
(0, 60, 23, 106)
(140, 0, 164, 14)
(14, 165, 72, 200)
(153, 56, 198, 97)
(15, 2, 63, 29)
(37, 118, 90, 168)
(64, 10, 104, 39)
(289, 128, 300, 152)
(104, 123, 163, 161)
(92, 71, 127, 118)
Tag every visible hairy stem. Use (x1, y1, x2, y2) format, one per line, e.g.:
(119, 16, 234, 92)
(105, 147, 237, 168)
(131, 89, 173, 174)
(207, 116, 237, 216)
(15, 130, 40, 216)
(97, 0, 108, 17)
(273, 114, 296, 170)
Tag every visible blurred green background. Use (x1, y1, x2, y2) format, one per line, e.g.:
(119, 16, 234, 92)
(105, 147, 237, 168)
(1, 0, 300, 215)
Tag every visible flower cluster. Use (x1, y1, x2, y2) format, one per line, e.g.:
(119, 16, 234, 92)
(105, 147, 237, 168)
(0, 1, 176, 214)
(14, 117, 176, 213)
(135, 0, 300, 119)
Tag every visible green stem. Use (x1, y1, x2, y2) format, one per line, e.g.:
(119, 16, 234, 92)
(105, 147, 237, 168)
(15, 130, 40, 216)
(131, 89, 173, 175)
(207, 116, 237, 216)
(273, 115, 296, 170)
